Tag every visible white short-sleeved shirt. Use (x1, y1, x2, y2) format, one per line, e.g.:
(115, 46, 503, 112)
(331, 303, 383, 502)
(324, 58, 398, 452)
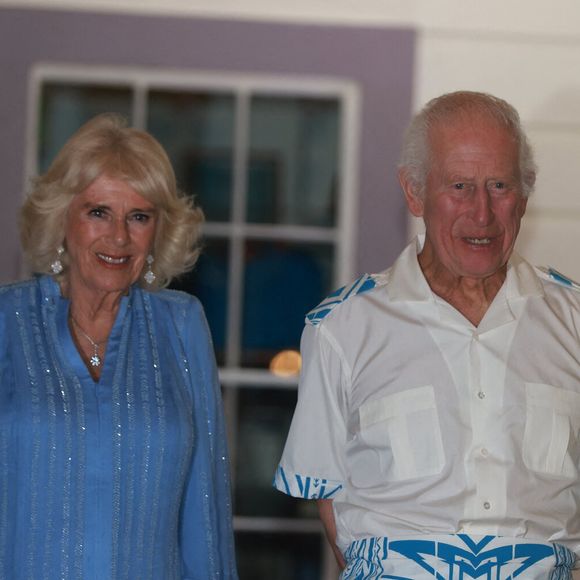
(274, 237, 580, 556)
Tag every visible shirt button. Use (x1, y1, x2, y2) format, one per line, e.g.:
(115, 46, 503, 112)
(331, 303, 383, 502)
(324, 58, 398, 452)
(477, 391, 486, 399)
(483, 501, 491, 510)
(481, 448, 489, 457)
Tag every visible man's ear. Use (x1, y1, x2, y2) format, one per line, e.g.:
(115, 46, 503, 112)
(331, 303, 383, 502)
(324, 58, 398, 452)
(399, 169, 424, 217)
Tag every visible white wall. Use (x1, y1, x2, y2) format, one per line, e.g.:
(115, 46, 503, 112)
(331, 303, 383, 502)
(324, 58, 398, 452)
(412, 28, 580, 279)
(5, 0, 580, 279)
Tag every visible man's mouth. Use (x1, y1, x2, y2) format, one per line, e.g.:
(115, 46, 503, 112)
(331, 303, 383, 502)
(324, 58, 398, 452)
(464, 237, 492, 245)
(97, 253, 129, 265)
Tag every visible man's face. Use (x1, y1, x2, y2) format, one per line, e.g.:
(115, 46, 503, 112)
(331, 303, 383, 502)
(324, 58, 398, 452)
(405, 115, 528, 283)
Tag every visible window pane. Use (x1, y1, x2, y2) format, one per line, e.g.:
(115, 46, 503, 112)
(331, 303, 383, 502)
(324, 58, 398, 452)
(236, 532, 322, 580)
(241, 241, 333, 368)
(247, 96, 340, 227)
(39, 83, 133, 172)
(147, 90, 235, 222)
(169, 237, 229, 366)
(234, 387, 317, 519)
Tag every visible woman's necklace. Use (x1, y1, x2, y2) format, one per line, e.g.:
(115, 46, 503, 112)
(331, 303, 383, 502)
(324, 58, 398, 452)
(70, 316, 106, 367)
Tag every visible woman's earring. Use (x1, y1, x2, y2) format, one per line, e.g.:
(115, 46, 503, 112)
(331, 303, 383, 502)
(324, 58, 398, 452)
(144, 254, 156, 285)
(51, 246, 64, 275)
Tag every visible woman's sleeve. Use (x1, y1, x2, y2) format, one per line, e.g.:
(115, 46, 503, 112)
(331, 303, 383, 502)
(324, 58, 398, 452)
(177, 298, 238, 580)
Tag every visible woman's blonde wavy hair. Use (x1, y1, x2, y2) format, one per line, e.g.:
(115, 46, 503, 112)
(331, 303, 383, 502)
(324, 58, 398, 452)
(20, 113, 203, 289)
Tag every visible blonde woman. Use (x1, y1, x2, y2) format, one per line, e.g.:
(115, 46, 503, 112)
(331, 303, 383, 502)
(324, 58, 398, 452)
(1, 114, 237, 579)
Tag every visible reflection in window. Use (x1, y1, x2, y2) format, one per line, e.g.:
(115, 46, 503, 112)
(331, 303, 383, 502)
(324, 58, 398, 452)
(248, 97, 339, 226)
(241, 241, 333, 368)
(235, 387, 317, 519)
(147, 91, 235, 222)
(171, 237, 229, 366)
(39, 83, 132, 172)
(236, 532, 322, 580)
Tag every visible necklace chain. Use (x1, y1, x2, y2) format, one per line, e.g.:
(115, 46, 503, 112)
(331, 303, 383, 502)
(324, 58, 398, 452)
(70, 315, 106, 368)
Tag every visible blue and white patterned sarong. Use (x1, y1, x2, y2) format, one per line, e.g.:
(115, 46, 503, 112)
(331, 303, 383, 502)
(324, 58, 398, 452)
(342, 535, 576, 579)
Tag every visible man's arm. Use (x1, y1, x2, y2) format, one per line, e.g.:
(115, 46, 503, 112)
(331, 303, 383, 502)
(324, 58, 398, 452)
(317, 499, 346, 570)
(572, 569, 580, 579)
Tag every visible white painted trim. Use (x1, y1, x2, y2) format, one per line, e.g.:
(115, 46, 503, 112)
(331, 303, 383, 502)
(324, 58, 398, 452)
(219, 368, 299, 388)
(234, 515, 322, 533)
(202, 222, 339, 242)
(336, 84, 361, 285)
(31, 62, 359, 97)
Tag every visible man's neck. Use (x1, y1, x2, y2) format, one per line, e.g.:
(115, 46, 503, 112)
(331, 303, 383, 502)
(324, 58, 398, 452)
(418, 254, 507, 327)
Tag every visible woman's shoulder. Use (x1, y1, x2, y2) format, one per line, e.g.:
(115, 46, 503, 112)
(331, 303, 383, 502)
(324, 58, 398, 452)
(144, 288, 205, 326)
(0, 277, 40, 304)
(147, 287, 202, 309)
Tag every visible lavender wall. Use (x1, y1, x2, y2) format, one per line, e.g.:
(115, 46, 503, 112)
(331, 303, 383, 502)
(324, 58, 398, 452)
(0, 8, 415, 282)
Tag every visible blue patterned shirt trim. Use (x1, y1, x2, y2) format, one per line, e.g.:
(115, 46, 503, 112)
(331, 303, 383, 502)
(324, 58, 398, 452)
(305, 274, 378, 326)
(342, 535, 576, 580)
(273, 466, 343, 499)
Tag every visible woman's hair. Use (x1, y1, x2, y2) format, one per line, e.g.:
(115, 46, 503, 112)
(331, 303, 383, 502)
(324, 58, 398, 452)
(399, 90, 537, 198)
(20, 113, 203, 289)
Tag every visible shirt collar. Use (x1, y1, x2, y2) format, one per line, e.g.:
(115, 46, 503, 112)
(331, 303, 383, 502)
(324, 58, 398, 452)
(505, 251, 545, 300)
(386, 235, 544, 304)
(386, 235, 435, 303)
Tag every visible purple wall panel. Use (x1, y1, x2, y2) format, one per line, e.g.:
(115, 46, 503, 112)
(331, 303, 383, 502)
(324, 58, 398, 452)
(0, 8, 415, 282)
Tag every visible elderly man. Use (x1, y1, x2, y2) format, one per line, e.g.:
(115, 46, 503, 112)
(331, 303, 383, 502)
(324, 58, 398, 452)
(274, 91, 580, 579)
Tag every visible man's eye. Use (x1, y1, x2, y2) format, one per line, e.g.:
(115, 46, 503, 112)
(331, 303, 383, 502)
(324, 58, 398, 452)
(88, 208, 105, 218)
(453, 183, 465, 190)
(494, 182, 506, 189)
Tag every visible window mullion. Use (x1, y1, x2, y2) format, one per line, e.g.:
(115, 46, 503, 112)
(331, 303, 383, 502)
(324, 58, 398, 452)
(225, 90, 251, 369)
(132, 82, 148, 130)
(336, 88, 360, 287)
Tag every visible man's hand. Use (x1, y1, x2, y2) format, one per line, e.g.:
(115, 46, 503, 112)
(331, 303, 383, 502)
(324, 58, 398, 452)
(317, 499, 346, 569)
(572, 569, 580, 579)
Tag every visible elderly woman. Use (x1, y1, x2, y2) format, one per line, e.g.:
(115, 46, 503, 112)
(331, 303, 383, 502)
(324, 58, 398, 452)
(0, 114, 238, 579)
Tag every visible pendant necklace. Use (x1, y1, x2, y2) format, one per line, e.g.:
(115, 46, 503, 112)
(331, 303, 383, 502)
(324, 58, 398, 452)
(70, 316, 106, 367)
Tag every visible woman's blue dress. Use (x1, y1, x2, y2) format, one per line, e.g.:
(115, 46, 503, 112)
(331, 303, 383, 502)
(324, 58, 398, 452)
(0, 275, 238, 579)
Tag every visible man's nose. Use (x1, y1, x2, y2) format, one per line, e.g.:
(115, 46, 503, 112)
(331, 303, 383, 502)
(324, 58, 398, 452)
(471, 187, 493, 226)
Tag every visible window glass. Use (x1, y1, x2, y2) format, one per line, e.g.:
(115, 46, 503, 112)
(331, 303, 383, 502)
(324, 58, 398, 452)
(236, 532, 323, 580)
(39, 83, 132, 172)
(241, 241, 333, 368)
(169, 237, 229, 366)
(248, 97, 340, 227)
(147, 90, 236, 222)
(234, 387, 318, 519)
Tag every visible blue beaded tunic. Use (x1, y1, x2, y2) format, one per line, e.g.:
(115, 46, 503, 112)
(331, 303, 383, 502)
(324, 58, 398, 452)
(0, 276, 237, 579)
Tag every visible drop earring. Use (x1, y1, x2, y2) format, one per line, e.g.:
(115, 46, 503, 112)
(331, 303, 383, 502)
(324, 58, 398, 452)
(144, 254, 156, 285)
(51, 245, 64, 275)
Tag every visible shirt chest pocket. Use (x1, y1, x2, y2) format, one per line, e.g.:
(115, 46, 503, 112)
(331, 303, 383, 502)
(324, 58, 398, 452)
(356, 385, 445, 483)
(523, 383, 580, 479)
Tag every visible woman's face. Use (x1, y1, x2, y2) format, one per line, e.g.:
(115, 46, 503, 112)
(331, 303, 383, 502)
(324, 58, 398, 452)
(64, 174, 158, 299)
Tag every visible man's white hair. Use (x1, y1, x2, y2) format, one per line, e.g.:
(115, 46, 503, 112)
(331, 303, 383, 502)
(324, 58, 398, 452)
(399, 91, 537, 197)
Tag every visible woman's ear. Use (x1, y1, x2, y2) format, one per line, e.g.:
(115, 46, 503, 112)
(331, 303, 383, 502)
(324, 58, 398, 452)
(399, 169, 424, 217)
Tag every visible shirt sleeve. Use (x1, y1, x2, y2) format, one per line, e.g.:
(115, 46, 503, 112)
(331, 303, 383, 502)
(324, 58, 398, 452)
(174, 298, 238, 580)
(274, 322, 348, 500)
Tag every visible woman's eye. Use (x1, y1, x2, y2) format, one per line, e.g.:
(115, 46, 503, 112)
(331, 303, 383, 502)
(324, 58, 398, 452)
(132, 213, 150, 223)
